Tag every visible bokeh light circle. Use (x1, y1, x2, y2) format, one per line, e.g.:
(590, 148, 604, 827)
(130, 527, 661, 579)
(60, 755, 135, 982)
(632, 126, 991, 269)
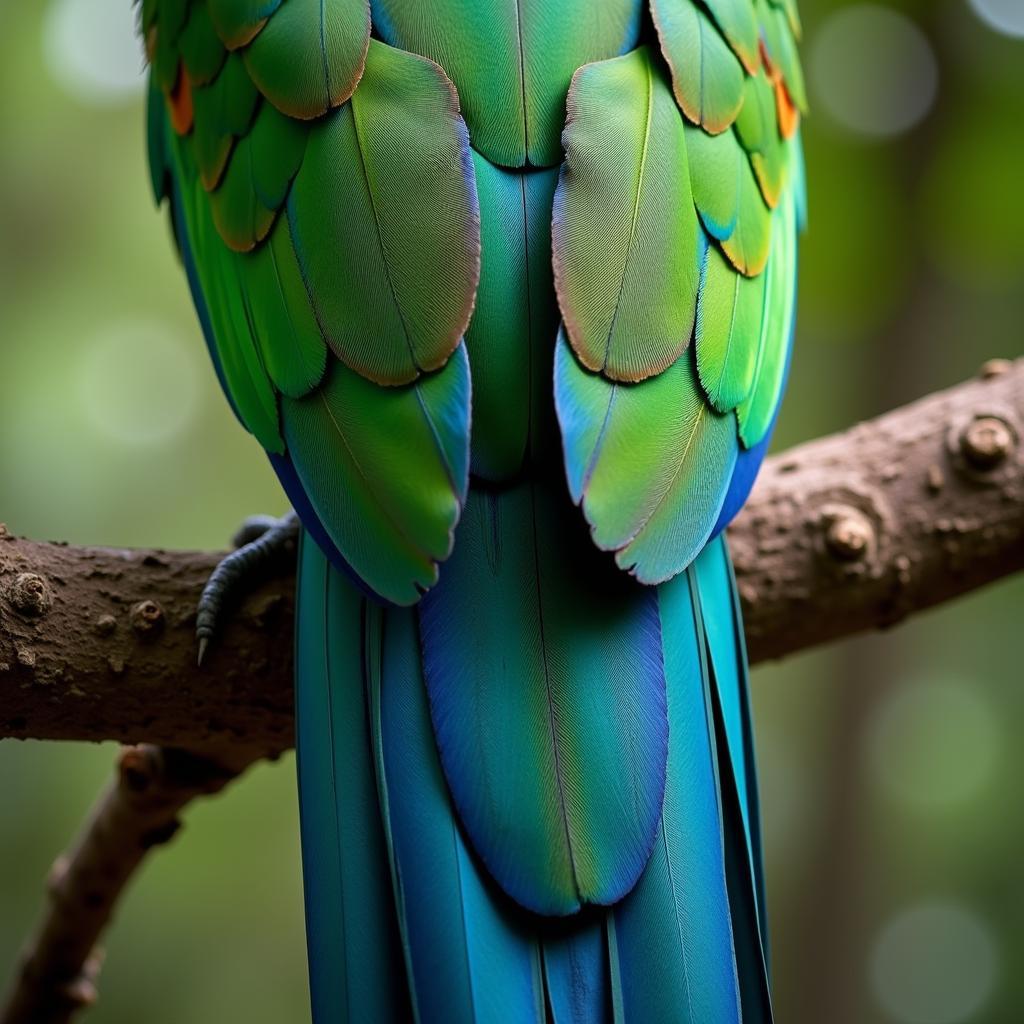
(44, 0, 147, 104)
(811, 5, 938, 138)
(867, 676, 999, 811)
(77, 319, 202, 446)
(968, 0, 1024, 38)
(870, 903, 998, 1024)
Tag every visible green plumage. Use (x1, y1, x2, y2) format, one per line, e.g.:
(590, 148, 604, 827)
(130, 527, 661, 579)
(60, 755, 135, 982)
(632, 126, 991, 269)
(553, 47, 700, 383)
(555, 334, 738, 584)
(242, 0, 369, 118)
(281, 347, 470, 606)
(696, 242, 765, 412)
(288, 40, 479, 385)
(651, 0, 745, 134)
(371, 0, 641, 168)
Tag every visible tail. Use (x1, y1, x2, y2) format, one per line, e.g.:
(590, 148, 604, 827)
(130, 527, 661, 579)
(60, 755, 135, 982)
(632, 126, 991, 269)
(295, 487, 772, 1023)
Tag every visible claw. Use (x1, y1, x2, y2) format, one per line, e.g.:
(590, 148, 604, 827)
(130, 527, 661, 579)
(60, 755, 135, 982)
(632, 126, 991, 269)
(196, 510, 300, 663)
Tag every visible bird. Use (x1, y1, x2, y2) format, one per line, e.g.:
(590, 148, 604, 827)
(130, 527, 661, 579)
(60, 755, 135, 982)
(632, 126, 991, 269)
(142, 0, 805, 1020)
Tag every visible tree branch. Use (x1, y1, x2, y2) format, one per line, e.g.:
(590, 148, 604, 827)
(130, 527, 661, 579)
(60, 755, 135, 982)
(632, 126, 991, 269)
(0, 746, 258, 1024)
(1, 358, 1022, 759)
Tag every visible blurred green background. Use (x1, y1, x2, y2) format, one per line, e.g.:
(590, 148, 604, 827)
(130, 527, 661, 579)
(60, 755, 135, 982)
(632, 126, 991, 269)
(0, 1, 1021, 1021)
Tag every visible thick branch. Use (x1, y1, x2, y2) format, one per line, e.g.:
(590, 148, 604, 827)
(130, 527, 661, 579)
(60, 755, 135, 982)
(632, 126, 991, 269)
(0, 745, 257, 1024)
(1, 359, 1022, 756)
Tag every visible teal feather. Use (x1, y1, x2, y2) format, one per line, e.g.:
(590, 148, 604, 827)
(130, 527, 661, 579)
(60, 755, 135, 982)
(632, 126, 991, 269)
(367, 602, 549, 1024)
(693, 538, 763, 909)
(294, 537, 411, 1022)
(542, 917, 613, 1024)
(465, 155, 559, 481)
(418, 481, 668, 916)
(607, 560, 742, 1023)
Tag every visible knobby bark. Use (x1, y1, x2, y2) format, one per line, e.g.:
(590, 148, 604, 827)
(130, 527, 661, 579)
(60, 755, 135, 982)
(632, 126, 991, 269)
(0, 358, 1022, 1024)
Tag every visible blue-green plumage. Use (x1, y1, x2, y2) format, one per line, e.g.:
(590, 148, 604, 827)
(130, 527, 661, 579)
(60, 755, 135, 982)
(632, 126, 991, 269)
(146, 0, 805, 1020)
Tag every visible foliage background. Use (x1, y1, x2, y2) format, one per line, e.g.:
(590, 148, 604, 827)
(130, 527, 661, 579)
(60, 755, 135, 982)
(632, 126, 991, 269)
(0, 2, 1021, 1021)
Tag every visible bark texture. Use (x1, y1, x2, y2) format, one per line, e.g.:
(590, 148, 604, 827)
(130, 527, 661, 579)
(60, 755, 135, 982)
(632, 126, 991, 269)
(1, 359, 1022, 759)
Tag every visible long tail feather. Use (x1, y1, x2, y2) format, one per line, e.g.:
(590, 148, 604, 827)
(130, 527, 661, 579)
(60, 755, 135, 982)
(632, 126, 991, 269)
(542, 915, 614, 1024)
(294, 536, 411, 1023)
(367, 600, 548, 1024)
(607, 563, 743, 1023)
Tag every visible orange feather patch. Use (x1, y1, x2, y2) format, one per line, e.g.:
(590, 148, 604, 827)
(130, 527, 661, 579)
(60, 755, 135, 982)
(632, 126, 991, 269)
(167, 65, 193, 136)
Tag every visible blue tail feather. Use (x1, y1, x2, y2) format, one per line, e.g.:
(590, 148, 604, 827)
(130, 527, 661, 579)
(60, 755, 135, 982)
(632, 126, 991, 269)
(294, 529, 771, 1024)
(294, 536, 410, 1023)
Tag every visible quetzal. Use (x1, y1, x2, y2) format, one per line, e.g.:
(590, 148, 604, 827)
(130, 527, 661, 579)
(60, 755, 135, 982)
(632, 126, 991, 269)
(142, 0, 805, 1020)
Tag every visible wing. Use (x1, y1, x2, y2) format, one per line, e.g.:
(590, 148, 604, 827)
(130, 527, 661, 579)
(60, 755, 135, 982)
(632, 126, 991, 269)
(144, 0, 479, 605)
(553, 0, 806, 585)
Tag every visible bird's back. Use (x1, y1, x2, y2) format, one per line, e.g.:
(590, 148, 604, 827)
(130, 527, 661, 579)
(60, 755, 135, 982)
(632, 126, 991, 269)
(143, 1, 805, 1020)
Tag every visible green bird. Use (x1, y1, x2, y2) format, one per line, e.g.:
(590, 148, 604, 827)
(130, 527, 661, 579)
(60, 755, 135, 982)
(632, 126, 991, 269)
(143, 0, 805, 1020)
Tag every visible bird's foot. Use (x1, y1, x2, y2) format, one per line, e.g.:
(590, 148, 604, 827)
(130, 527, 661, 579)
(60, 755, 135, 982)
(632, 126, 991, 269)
(196, 510, 300, 666)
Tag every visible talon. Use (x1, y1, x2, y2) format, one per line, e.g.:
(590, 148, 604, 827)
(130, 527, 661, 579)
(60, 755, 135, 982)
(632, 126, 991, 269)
(196, 511, 300, 664)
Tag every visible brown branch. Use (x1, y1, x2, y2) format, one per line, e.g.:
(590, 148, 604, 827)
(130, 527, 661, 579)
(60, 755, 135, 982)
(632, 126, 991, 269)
(0, 358, 1021, 1023)
(1, 359, 1022, 758)
(0, 745, 259, 1024)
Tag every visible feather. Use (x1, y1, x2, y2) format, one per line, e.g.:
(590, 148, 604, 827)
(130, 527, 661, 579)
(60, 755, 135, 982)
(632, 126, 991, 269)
(207, 0, 283, 50)
(190, 52, 259, 190)
(683, 123, 742, 242)
(287, 39, 479, 385)
(368, 602, 548, 1024)
(242, 213, 327, 397)
(704, 0, 762, 74)
(243, 0, 370, 119)
(208, 100, 308, 250)
(280, 346, 470, 605)
(759, 1, 807, 112)
(735, 72, 787, 209)
(607, 566, 742, 1023)
(720, 151, 772, 278)
(182, 168, 283, 452)
(555, 333, 738, 584)
(466, 155, 560, 482)
(178, 2, 228, 87)
(542, 916, 613, 1024)
(650, 0, 745, 134)
(696, 239, 766, 412)
(371, 0, 641, 168)
(737, 191, 797, 447)
(418, 481, 668, 916)
(553, 47, 701, 383)
(294, 537, 411, 1022)
(693, 537, 765, 928)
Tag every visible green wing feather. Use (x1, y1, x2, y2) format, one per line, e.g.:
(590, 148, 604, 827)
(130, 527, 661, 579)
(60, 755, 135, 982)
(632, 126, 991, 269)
(650, 0, 745, 134)
(553, 47, 700, 384)
(696, 243, 766, 412)
(555, 332, 738, 584)
(190, 52, 260, 189)
(370, 0, 641, 168)
(207, 0, 283, 49)
(554, 2, 805, 581)
(281, 349, 470, 606)
(288, 40, 479, 386)
(737, 187, 799, 447)
(149, 3, 479, 604)
(179, 3, 228, 85)
(242, 0, 370, 119)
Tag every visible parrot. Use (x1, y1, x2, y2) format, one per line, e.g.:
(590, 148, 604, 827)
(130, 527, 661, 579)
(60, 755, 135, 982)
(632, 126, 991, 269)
(142, 0, 806, 1020)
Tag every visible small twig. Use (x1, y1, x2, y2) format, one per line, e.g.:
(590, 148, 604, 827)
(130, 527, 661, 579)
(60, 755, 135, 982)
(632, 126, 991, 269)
(0, 745, 257, 1024)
